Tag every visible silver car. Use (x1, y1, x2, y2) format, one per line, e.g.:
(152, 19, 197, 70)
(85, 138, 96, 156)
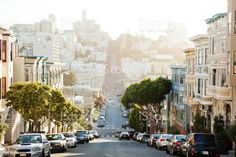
(63, 132, 77, 148)
(12, 133, 51, 157)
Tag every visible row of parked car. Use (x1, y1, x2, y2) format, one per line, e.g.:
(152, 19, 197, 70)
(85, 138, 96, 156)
(97, 105, 107, 127)
(3, 130, 99, 157)
(119, 131, 220, 157)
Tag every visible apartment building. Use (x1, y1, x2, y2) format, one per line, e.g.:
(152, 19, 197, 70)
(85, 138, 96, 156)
(0, 27, 15, 121)
(190, 34, 213, 131)
(227, 0, 236, 126)
(183, 48, 199, 128)
(206, 13, 232, 129)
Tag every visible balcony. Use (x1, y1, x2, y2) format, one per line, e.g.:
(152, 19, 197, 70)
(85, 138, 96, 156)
(207, 86, 232, 100)
(183, 96, 199, 106)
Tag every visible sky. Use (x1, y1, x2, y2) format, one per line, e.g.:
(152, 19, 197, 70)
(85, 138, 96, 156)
(0, 0, 227, 39)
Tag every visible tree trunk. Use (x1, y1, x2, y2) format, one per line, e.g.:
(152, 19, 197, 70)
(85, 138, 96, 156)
(48, 108, 51, 134)
(234, 141, 236, 157)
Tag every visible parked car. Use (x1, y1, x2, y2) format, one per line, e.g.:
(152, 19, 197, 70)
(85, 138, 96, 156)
(155, 134, 173, 149)
(12, 132, 51, 157)
(136, 133, 145, 142)
(63, 132, 77, 148)
(115, 131, 121, 138)
(133, 132, 140, 140)
(90, 130, 99, 138)
(128, 130, 135, 139)
(166, 134, 186, 155)
(180, 133, 220, 157)
(140, 134, 150, 143)
(119, 132, 130, 140)
(97, 120, 105, 127)
(46, 133, 67, 152)
(75, 130, 89, 144)
(122, 111, 128, 118)
(88, 131, 95, 141)
(147, 134, 160, 147)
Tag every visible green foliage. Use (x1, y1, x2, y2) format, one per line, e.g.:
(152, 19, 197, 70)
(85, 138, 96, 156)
(128, 107, 143, 132)
(192, 112, 205, 132)
(168, 126, 180, 135)
(213, 114, 224, 134)
(6, 82, 82, 132)
(228, 121, 236, 141)
(6, 82, 51, 122)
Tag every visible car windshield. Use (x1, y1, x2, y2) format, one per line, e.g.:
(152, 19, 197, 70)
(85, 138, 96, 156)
(153, 134, 160, 138)
(63, 133, 74, 138)
(194, 134, 216, 145)
(75, 131, 87, 136)
(163, 135, 172, 139)
(143, 135, 150, 138)
(15, 135, 42, 144)
(46, 134, 62, 140)
(176, 135, 186, 141)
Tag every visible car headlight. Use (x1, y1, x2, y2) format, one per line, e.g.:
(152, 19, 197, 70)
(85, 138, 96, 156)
(32, 147, 41, 152)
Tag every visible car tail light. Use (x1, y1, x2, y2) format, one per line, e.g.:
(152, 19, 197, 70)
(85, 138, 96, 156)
(191, 150, 196, 157)
(174, 141, 181, 145)
(160, 138, 166, 142)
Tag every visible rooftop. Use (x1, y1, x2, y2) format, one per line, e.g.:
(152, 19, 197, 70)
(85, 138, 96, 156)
(205, 13, 227, 24)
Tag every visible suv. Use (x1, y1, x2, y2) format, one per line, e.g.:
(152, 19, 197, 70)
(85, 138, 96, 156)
(12, 132, 51, 157)
(75, 130, 89, 144)
(180, 133, 220, 157)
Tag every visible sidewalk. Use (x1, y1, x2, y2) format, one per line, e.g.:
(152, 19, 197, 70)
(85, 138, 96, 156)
(221, 151, 234, 157)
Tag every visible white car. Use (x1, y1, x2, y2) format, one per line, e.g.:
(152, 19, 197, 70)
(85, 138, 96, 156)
(136, 133, 145, 141)
(63, 132, 77, 148)
(12, 133, 51, 157)
(155, 134, 173, 149)
(46, 133, 68, 152)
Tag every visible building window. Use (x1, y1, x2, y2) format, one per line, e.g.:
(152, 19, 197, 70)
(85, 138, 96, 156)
(234, 11, 236, 34)
(198, 49, 202, 65)
(2, 77, 6, 99)
(228, 12, 232, 34)
(180, 75, 184, 84)
(211, 38, 215, 54)
(2, 40, 6, 62)
(212, 69, 216, 86)
(10, 42, 13, 61)
(205, 48, 208, 64)
(220, 69, 226, 87)
(227, 51, 231, 74)
(234, 51, 236, 74)
(197, 79, 201, 94)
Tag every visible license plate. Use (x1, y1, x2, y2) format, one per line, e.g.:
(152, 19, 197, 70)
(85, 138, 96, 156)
(202, 151, 209, 155)
(20, 154, 27, 157)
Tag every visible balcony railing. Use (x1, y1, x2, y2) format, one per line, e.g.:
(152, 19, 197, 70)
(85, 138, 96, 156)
(207, 86, 232, 100)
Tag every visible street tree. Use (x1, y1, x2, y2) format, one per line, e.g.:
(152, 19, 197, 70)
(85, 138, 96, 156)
(6, 82, 51, 131)
(121, 77, 172, 132)
(228, 121, 236, 157)
(192, 112, 206, 132)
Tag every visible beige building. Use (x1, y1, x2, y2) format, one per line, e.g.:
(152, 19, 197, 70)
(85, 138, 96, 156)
(228, 0, 236, 125)
(206, 13, 232, 129)
(183, 48, 199, 128)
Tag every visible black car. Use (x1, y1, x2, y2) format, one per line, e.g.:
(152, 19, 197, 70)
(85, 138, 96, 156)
(166, 134, 186, 155)
(180, 133, 220, 157)
(75, 130, 89, 144)
(140, 134, 150, 143)
(147, 134, 160, 147)
(128, 130, 135, 139)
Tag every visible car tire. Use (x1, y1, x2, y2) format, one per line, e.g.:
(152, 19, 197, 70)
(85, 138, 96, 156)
(47, 150, 51, 157)
(171, 148, 176, 155)
(41, 150, 46, 157)
(73, 142, 77, 148)
(166, 148, 169, 154)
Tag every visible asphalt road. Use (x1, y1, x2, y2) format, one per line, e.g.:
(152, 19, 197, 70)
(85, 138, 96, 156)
(51, 99, 170, 157)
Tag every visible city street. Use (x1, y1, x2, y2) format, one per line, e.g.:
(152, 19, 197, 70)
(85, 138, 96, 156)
(51, 100, 169, 157)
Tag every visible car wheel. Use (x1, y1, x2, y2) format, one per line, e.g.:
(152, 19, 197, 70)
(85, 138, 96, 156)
(171, 148, 176, 155)
(186, 151, 190, 157)
(166, 148, 169, 154)
(41, 150, 46, 157)
(47, 150, 51, 157)
(73, 142, 77, 148)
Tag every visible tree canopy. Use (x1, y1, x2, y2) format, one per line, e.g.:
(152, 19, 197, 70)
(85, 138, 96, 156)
(121, 77, 172, 132)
